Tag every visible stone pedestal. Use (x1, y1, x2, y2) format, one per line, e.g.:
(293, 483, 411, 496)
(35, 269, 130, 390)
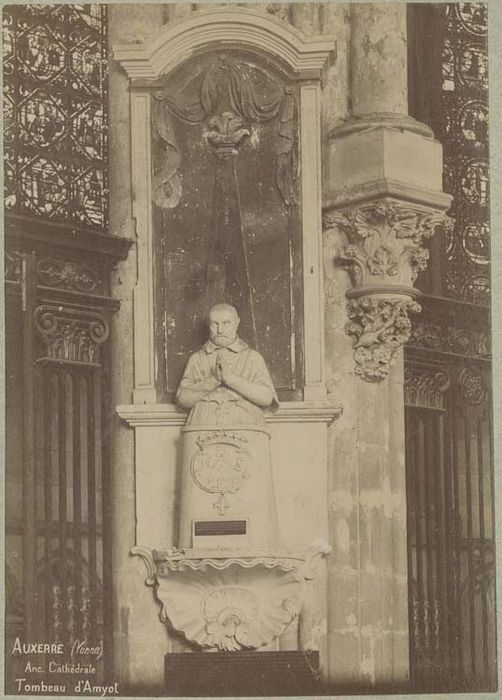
(164, 650, 320, 697)
(179, 426, 279, 549)
(122, 399, 339, 659)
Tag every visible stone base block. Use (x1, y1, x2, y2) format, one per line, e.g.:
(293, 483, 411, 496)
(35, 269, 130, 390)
(164, 650, 321, 696)
(326, 118, 449, 209)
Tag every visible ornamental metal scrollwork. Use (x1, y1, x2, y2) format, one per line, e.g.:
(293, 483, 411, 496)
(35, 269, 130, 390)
(409, 320, 490, 358)
(439, 3, 490, 304)
(3, 5, 108, 228)
(34, 304, 109, 364)
(459, 367, 486, 405)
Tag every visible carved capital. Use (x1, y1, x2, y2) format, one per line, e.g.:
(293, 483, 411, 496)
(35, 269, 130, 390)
(345, 295, 421, 382)
(34, 304, 109, 365)
(323, 202, 452, 288)
(324, 200, 452, 382)
(404, 364, 450, 410)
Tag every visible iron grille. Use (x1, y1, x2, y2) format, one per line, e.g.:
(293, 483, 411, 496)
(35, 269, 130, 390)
(3, 4, 108, 229)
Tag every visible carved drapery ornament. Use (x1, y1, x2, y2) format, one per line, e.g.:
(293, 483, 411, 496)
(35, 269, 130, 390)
(323, 201, 452, 382)
(34, 304, 109, 365)
(153, 54, 299, 347)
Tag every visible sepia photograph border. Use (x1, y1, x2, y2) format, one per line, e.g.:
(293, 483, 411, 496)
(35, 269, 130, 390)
(1, 0, 502, 698)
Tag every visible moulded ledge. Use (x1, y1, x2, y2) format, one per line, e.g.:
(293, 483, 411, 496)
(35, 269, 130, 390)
(116, 402, 342, 427)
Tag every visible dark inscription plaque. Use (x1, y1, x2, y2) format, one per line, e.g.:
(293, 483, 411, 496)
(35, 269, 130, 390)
(165, 650, 321, 697)
(194, 520, 247, 536)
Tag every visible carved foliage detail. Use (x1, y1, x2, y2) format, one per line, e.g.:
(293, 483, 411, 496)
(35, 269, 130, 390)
(36, 258, 103, 294)
(266, 4, 291, 23)
(409, 320, 490, 358)
(34, 304, 109, 364)
(346, 296, 421, 382)
(204, 112, 251, 154)
(324, 203, 452, 287)
(404, 366, 450, 409)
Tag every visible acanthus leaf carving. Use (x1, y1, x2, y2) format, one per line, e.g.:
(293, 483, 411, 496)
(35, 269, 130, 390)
(323, 201, 452, 382)
(323, 202, 453, 287)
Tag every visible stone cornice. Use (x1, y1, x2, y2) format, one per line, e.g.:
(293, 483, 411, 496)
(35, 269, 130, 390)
(6, 213, 133, 266)
(323, 180, 452, 212)
(113, 8, 336, 82)
(117, 402, 342, 427)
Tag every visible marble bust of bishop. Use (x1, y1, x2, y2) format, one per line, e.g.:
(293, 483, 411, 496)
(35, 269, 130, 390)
(176, 303, 278, 427)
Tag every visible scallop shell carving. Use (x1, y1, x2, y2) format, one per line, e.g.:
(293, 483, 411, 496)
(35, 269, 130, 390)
(155, 563, 302, 650)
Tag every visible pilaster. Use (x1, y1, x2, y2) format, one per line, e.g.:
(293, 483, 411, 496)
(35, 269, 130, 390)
(108, 5, 167, 694)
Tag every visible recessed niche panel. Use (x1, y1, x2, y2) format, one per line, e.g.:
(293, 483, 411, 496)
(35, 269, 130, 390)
(152, 50, 304, 401)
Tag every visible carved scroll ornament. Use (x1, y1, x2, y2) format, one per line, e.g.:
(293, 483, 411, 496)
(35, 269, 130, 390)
(324, 202, 452, 382)
(34, 304, 109, 364)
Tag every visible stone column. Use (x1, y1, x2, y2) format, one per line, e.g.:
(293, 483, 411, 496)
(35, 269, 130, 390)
(108, 5, 169, 694)
(350, 3, 408, 117)
(322, 1, 451, 690)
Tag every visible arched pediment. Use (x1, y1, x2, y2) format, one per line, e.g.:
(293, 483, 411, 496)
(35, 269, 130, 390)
(113, 7, 335, 81)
